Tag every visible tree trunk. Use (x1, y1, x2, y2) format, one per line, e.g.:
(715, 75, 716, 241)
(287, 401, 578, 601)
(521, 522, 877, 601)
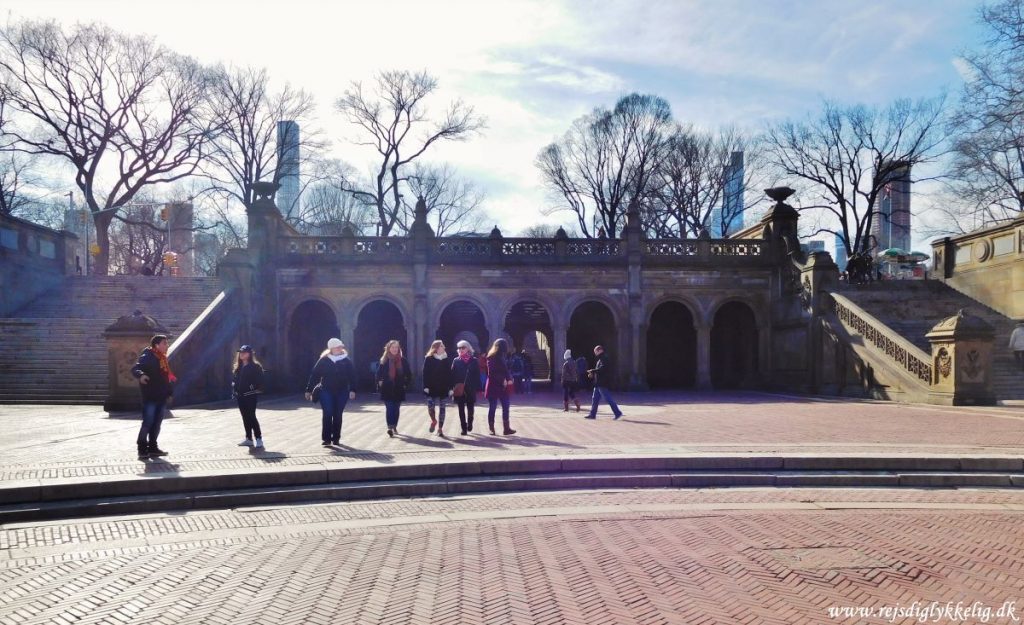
(92, 211, 116, 276)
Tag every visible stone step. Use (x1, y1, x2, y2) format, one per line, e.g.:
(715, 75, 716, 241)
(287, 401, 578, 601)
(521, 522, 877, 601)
(1, 453, 1023, 522)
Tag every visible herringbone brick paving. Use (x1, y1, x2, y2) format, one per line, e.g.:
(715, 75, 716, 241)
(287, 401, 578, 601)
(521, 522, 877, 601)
(1, 489, 1023, 624)
(1, 391, 1023, 481)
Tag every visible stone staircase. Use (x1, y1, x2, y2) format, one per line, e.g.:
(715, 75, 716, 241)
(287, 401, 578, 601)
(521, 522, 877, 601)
(0, 276, 224, 404)
(835, 280, 1024, 401)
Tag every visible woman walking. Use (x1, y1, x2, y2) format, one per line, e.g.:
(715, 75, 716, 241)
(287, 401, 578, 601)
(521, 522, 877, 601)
(233, 345, 266, 448)
(484, 338, 517, 436)
(304, 338, 356, 446)
(422, 340, 453, 437)
(561, 349, 581, 412)
(376, 340, 412, 438)
(450, 340, 481, 435)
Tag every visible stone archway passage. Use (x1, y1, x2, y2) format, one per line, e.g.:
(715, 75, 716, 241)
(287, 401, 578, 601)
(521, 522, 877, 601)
(289, 301, 340, 391)
(503, 301, 553, 382)
(568, 301, 618, 387)
(647, 302, 697, 389)
(436, 301, 489, 356)
(354, 300, 408, 391)
(711, 301, 759, 389)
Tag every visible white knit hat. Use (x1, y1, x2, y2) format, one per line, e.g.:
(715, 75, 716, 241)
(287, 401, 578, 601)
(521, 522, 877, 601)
(327, 338, 344, 349)
(563, 349, 572, 361)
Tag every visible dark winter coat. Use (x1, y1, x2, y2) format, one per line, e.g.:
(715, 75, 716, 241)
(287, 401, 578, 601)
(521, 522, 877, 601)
(422, 355, 452, 398)
(591, 353, 613, 387)
(233, 362, 265, 398)
(484, 355, 512, 400)
(561, 360, 579, 388)
(451, 356, 481, 395)
(306, 355, 356, 394)
(131, 348, 174, 402)
(376, 356, 412, 402)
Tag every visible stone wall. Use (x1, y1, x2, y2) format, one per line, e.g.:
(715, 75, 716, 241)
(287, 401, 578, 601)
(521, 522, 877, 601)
(932, 217, 1024, 320)
(0, 212, 77, 316)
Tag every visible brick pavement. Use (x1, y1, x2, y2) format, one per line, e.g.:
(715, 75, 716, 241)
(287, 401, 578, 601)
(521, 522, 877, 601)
(2, 488, 1024, 624)
(1, 391, 1023, 481)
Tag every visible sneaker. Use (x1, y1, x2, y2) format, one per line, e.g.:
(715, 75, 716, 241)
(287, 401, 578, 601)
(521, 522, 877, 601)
(137, 449, 150, 460)
(502, 428, 517, 435)
(584, 415, 596, 420)
(322, 440, 332, 447)
(331, 439, 340, 445)
(613, 413, 623, 420)
(149, 447, 169, 457)
(255, 438, 264, 448)
(387, 428, 395, 438)
(238, 439, 254, 447)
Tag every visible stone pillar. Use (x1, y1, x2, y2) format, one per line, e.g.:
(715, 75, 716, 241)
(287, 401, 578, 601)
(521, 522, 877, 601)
(621, 199, 647, 390)
(926, 310, 996, 405)
(246, 182, 286, 387)
(103, 310, 169, 412)
(695, 322, 713, 390)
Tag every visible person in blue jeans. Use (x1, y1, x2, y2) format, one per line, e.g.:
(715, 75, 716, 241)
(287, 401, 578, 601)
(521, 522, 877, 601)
(585, 345, 623, 420)
(131, 334, 176, 459)
(305, 338, 356, 446)
(375, 340, 412, 438)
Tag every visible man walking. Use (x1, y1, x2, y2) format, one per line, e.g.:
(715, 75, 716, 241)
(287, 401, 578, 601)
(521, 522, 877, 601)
(132, 334, 176, 459)
(585, 345, 623, 420)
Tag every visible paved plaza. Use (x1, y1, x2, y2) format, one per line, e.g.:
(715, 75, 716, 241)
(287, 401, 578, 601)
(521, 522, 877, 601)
(1, 391, 1023, 481)
(1, 391, 1024, 624)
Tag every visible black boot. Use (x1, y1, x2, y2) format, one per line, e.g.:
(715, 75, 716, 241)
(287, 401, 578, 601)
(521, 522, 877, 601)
(502, 418, 516, 436)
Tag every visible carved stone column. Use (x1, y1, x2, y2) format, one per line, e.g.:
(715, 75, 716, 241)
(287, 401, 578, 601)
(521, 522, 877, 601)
(103, 310, 168, 412)
(926, 310, 996, 405)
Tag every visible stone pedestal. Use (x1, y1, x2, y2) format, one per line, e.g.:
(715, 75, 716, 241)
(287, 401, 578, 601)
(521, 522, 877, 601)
(103, 310, 169, 412)
(926, 310, 995, 406)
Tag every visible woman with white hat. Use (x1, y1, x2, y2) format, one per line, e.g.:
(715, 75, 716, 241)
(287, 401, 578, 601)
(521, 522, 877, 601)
(561, 349, 581, 412)
(305, 338, 356, 446)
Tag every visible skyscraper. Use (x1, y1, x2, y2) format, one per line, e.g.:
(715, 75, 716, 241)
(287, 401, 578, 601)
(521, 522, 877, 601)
(869, 162, 911, 252)
(710, 151, 745, 237)
(276, 121, 301, 219)
(834, 233, 848, 272)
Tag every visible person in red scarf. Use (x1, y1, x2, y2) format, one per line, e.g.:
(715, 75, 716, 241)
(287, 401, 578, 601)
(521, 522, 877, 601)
(131, 334, 177, 459)
(450, 340, 481, 435)
(374, 339, 412, 438)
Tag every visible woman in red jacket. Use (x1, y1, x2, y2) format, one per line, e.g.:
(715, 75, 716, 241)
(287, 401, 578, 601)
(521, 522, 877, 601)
(484, 338, 516, 436)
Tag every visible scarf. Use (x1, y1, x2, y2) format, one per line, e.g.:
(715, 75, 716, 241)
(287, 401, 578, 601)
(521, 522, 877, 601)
(459, 352, 472, 363)
(328, 354, 347, 363)
(150, 347, 177, 383)
(433, 353, 446, 360)
(388, 355, 402, 381)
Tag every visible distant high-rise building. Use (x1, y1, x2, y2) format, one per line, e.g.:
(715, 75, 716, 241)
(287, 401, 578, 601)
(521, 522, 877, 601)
(869, 162, 911, 252)
(800, 239, 826, 255)
(709, 151, 744, 237)
(276, 120, 301, 219)
(834, 233, 848, 272)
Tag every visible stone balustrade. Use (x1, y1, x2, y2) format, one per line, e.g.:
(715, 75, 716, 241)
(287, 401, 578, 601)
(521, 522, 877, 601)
(828, 292, 933, 384)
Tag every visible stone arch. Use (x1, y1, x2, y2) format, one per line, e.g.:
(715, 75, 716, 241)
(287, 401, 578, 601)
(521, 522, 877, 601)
(646, 300, 698, 389)
(353, 298, 409, 391)
(435, 299, 490, 356)
(567, 300, 620, 387)
(710, 300, 759, 389)
(287, 299, 340, 391)
(502, 298, 555, 383)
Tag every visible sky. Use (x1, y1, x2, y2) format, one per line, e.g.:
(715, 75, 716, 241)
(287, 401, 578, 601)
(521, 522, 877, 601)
(2, 0, 991, 250)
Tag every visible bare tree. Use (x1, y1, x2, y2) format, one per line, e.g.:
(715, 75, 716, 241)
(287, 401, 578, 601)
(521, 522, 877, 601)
(763, 97, 946, 257)
(0, 19, 214, 274)
(289, 159, 375, 235)
(335, 70, 484, 236)
(945, 0, 1024, 228)
(200, 65, 321, 219)
(537, 93, 672, 238)
(406, 163, 486, 236)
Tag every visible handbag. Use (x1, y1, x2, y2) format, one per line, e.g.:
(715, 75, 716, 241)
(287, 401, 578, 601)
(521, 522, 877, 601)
(311, 383, 322, 403)
(453, 382, 466, 397)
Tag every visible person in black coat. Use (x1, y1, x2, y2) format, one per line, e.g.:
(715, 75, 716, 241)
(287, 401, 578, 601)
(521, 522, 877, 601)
(232, 344, 265, 448)
(422, 340, 453, 437)
(131, 334, 176, 459)
(305, 338, 356, 446)
(585, 345, 623, 420)
(450, 340, 481, 435)
(375, 340, 412, 438)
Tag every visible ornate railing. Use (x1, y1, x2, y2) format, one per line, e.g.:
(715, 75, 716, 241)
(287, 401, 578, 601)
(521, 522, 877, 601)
(645, 241, 696, 256)
(281, 234, 767, 263)
(828, 292, 932, 384)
